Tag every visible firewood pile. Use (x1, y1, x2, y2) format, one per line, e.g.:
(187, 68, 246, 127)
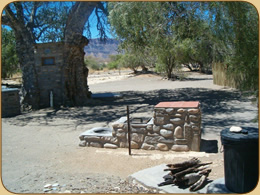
(158, 157, 212, 192)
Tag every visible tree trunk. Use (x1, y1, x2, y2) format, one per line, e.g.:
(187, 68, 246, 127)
(3, 3, 41, 109)
(15, 31, 41, 109)
(198, 61, 204, 73)
(141, 65, 148, 73)
(63, 2, 98, 106)
(166, 56, 175, 79)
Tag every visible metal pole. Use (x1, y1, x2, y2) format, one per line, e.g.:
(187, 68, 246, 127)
(127, 105, 131, 156)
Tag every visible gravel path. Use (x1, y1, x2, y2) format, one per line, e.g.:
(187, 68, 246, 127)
(2, 71, 258, 193)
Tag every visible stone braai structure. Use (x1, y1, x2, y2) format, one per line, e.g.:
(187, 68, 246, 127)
(79, 101, 201, 151)
(1, 87, 21, 117)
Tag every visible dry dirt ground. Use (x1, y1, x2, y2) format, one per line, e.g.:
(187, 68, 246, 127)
(1, 70, 258, 193)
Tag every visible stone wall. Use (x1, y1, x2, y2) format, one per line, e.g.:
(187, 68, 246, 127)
(152, 101, 201, 151)
(2, 87, 21, 117)
(34, 42, 65, 108)
(79, 101, 202, 152)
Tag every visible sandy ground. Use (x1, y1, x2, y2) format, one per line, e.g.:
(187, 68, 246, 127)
(1, 70, 258, 193)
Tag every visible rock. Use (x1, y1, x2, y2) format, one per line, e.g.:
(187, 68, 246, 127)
(175, 139, 188, 145)
(144, 135, 163, 145)
(174, 126, 183, 139)
(104, 136, 118, 144)
(192, 125, 200, 131)
(191, 134, 200, 151)
(131, 141, 139, 149)
(160, 129, 173, 138)
(229, 126, 242, 132)
(188, 109, 199, 114)
(116, 132, 126, 138)
(117, 128, 125, 133)
(112, 129, 116, 137)
(154, 117, 165, 125)
(141, 143, 155, 150)
(146, 124, 153, 131)
(171, 145, 189, 151)
(170, 118, 184, 125)
(64, 190, 71, 193)
(79, 140, 87, 147)
(153, 125, 161, 133)
(85, 136, 104, 142)
(104, 143, 118, 149)
(131, 133, 144, 143)
(158, 137, 174, 144)
(189, 115, 200, 122)
(162, 124, 174, 130)
(43, 188, 52, 192)
(119, 142, 128, 148)
(79, 135, 85, 141)
(165, 108, 174, 114)
(131, 128, 146, 134)
(154, 108, 166, 115)
(173, 113, 182, 118)
(131, 124, 147, 128)
(157, 143, 169, 151)
(52, 183, 59, 187)
(111, 117, 127, 128)
(184, 124, 192, 147)
(44, 184, 52, 188)
(89, 142, 102, 148)
(112, 123, 125, 129)
(177, 108, 186, 113)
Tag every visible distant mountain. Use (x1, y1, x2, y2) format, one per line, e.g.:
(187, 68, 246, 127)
(84, 38, 119, 61)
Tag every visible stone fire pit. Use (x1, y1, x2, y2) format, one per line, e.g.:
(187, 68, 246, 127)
(79, 101, 201, 151)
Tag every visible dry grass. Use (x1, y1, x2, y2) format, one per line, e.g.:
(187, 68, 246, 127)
(212, 63, 241, 88)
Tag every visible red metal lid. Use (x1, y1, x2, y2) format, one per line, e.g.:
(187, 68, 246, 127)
(155, 101, 200, 108)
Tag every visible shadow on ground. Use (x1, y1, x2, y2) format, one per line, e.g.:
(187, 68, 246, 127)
(6, 88, 257, 134)
(200, 139, 218, 153)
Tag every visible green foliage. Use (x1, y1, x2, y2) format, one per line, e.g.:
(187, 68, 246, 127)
(107, 54, 122, 70)
(1, 28, 19, 78)
(120, 53, 140, 73)
(208, 2, 258, 92)
(84, 56, 104, 71)
(108, 2, 215, 77)
(37, 2, 74, 42)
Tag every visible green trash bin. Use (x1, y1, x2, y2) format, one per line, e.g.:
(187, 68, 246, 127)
(221, 127, 259, 193)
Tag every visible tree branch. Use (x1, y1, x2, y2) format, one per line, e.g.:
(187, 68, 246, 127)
(64, 1, 98, 42)
(4, 5, 19, 25)
(97, 2, 108, 16)
(35, 26, 49, 41)
(30, 2, 40, 23)
(1, 14, 11, 26)
(14, 2, 24, 24)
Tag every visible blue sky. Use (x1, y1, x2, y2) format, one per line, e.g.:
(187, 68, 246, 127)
(87, 9, 113, 39)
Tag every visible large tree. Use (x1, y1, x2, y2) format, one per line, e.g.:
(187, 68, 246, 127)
(108, 2, 213, 78)
(63, 2, 102, 106)
(109, 1, 258, 90)
(208, 2, 258, 92)
(2, 1, 107, 108)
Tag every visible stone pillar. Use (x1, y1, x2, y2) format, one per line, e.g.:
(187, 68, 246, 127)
(154, 101, 201, 151)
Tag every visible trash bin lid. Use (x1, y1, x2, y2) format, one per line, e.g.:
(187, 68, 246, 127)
(221, 127, 259, 145)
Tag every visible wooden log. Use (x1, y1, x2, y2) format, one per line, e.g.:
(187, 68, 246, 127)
(190, 174, 207, 191)
(159, 158, 212, 190)
(166, 157, 200, 168)
(183, 172, 201, 185)
(174, 162, 212, 181)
